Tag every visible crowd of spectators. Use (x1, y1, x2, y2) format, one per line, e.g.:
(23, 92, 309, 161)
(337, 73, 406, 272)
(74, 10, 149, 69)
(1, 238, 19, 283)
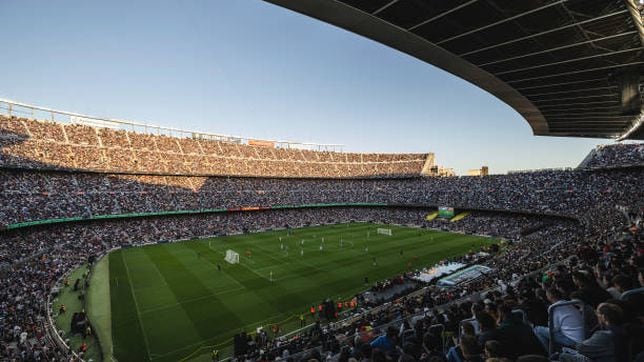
(1, 115, 643, 361)
(1, 167, 641, 228)
(0, 207, 432, 360)
(582, 143, 644, 170)
(1, 197, 641, 361)
(0, 116, 428, 178)
(239, 212, 642, 362)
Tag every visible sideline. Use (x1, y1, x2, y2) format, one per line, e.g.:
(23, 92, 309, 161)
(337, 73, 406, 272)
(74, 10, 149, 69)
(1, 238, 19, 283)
(87, 255, 114, 361)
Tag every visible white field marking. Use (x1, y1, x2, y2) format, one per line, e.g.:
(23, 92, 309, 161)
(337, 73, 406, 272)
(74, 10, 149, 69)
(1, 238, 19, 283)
(287, 253, 328, 274)
(201, 245, 247, 290)
(246, 241, 291, 264)
(143, 244, 245, 319)
(210, 242, 275, 281)
(138, 286, 245, 316)
(122, 253, 154, 360)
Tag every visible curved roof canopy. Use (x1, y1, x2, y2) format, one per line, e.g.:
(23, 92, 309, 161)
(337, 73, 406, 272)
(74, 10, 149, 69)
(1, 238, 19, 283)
(264, 0, 644, 140)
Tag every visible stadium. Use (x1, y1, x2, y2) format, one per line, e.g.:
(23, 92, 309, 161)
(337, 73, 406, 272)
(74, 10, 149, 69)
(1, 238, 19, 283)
(1, 1, 643, 362)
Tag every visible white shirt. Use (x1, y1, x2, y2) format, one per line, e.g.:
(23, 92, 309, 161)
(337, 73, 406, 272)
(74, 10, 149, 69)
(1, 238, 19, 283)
(550, 300, 585, 342)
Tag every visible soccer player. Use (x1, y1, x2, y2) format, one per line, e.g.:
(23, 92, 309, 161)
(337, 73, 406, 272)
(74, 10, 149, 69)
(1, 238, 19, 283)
(217, 263, 222, 272)
(300, 249, 304, 256)
(372, 256, 377, 267)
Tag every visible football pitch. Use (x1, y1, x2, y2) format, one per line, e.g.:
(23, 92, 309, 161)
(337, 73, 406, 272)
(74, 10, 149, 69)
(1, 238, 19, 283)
(98, 222, 496, 361)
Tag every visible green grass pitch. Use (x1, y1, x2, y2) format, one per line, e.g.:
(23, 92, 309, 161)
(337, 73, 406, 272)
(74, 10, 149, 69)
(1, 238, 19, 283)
(103, 222, 496, 361)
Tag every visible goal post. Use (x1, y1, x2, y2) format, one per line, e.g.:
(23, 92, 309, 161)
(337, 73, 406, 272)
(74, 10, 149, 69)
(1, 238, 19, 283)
(224, 249, 240, 264)
(376, 228, 392, 236)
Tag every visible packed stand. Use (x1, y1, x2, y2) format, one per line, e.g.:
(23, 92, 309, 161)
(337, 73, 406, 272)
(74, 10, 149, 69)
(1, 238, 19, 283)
(581, 143, 644, 170)
(1, 167, 642, 229)
(0, 116, 428, 178)
(1, 198, 641, 361)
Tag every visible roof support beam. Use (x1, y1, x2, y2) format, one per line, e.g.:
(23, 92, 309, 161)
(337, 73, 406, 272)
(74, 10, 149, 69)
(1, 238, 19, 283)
(372, 0, 398, 15)
(478, 31, 637, 67)
(407, 0, 479, 31)
(514, 78, 608, 91)
(495, 47, 643, 75)
(506, 61, 644, 84)
(539, 106, 621, 112)
(541, 111, 623, 117)
(524, 86, 617, 97)
(436, 0, 568, 45)
(545, 115, 632, 120)
(459, 10, 628, 57)
(624, 0, 644, 48)
(533, 94, 616, 104)
(618, 112, 643, 140)
(539, 101, 619, 112)
(550, 125, 627, 129)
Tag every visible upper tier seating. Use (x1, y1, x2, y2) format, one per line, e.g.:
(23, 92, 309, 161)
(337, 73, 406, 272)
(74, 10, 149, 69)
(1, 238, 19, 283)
(0, 116, 429, 178)
(581, 143, 644, 170)
(1, 168, 641, 227)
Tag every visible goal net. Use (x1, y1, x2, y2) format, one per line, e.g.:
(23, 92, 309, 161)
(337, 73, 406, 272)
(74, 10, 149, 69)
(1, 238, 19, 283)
(224, 249, 240, 264)
(377, 228, 392, 236)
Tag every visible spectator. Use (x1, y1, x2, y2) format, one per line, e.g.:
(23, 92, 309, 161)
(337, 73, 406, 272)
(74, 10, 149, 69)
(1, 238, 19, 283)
(559, 302, 626, 362)
(533, 287, 584, 353)
(495, 304, 546, 359)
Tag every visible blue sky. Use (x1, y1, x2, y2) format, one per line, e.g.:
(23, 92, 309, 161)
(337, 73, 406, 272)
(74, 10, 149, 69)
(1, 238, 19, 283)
(0, 0, 611, 174)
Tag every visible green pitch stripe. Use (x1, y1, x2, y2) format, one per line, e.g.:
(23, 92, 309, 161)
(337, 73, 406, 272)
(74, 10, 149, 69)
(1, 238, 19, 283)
(125, 247, 204, 359)
(106, 224, 497, 361)
(110, 250, 149, 362)
(143, 245, 244, 355)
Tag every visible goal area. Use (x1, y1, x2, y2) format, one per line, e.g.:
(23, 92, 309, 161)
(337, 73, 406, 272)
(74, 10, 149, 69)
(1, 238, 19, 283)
(377, 228, 392, 236)
(224, 249, 240, 264)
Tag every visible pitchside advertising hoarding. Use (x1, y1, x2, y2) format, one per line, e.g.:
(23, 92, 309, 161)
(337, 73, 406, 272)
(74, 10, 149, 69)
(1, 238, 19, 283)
(438, 206, 454, 219)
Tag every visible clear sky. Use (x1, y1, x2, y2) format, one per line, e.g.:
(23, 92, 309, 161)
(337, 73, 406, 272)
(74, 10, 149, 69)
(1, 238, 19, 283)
(0, 0, 612, 174)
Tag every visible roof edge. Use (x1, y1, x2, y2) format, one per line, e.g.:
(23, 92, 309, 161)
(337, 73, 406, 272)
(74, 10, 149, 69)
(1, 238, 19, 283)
(263, 0, 549, 135)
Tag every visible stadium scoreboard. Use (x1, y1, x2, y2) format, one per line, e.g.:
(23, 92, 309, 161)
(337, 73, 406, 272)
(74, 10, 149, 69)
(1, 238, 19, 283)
(438, 206, 454, 219)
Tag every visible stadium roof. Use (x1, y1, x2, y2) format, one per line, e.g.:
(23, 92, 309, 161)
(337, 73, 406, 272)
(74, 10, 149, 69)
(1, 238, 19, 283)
(264, 0, 644, 140)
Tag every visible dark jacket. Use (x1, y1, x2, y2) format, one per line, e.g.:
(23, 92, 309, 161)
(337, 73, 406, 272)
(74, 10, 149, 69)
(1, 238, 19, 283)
(497, 318, 547, 359)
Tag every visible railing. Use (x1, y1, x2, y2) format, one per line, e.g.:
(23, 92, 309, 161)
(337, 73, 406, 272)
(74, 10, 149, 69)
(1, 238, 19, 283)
(46, 264, 86, 362)
(620, 286, 644, 300)
(0, 98, 344, 152)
